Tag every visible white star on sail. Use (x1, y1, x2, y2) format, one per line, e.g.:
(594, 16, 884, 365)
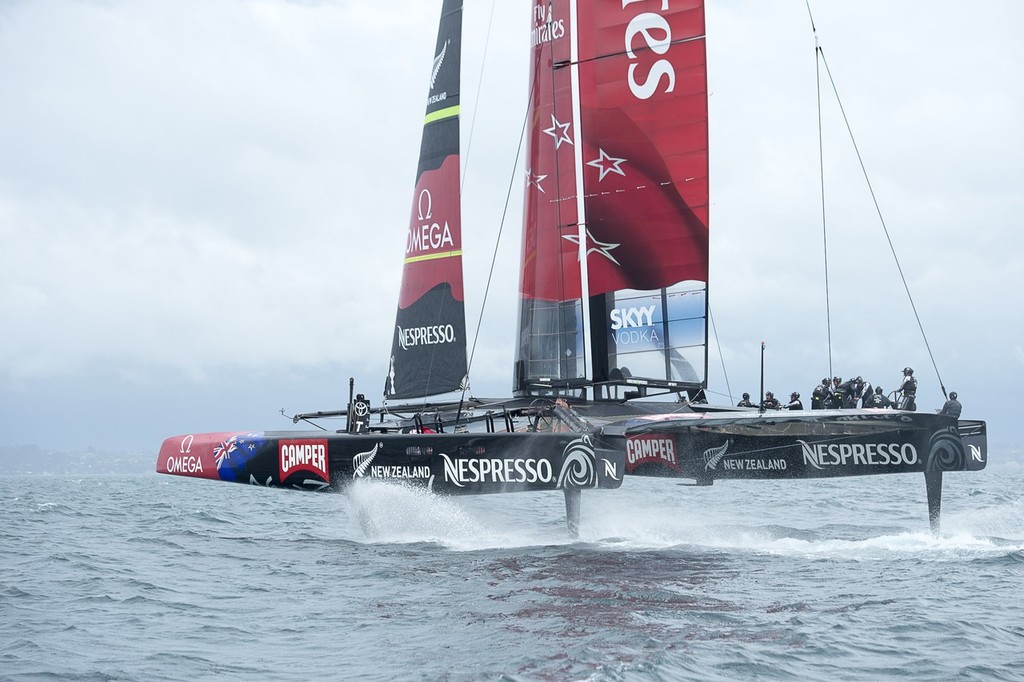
(587, 148, 627, 181)
(526, 168, 548, 193)
(543, 115, 573, 149)
(563, 229, 621, 266)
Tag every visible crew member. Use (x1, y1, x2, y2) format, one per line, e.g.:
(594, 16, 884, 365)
(866, 386, 891, 409)
(761, 391, 781, 409)
(894, 367, 917, 411)
(786, 392, 803, 410)
(811, 378, 830, 409)
(828, 376, 844, 409)
(737, 392, 755, 408)
(939, 391, 962, 419)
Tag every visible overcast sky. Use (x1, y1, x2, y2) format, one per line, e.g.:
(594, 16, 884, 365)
(1, 0, 1021, 452)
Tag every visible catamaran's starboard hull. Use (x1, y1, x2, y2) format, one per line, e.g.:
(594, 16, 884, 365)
(613, 410, 986, 481)
(156, 430, 624, 494)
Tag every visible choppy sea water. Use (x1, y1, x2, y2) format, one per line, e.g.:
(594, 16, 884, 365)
(2, 459, 1023, 681)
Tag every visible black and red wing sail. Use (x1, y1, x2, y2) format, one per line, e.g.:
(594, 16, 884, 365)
(516, 0, 709, 394)
(385, 0, 468, 401)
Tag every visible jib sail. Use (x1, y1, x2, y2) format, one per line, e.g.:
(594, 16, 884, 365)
(515, 0, 709, 398)
(385, 0, 469, 401)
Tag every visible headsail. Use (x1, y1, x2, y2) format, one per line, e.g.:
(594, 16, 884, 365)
(515, 0, 709, 398)
(385, 0, 468, 401)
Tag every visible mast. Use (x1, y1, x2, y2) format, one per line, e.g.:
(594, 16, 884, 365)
(385, 0, 468, 402)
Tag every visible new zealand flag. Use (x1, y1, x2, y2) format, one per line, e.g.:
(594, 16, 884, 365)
(213, 432, 268, 483)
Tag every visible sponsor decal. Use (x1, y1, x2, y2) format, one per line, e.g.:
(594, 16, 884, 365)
(969, 444, 984, 463)
(164, 434, 204, 474)
(165, 454, 204, 475)
(440, 453, 555, 488)
(397, 324, 457, 350)
(531, 2, 566, 46)
(408, 190, 455, 254)
(352, 443, 380, 479)
(799, 440, 918, 470)
(626, 433, 678, 470)
(556, 436, 597, 488)
(427, 39, 450, 105)
(438, 436, 600, 489)
(279, 439, 329, 482)
(623, 3, 677, 100)
(719, 458, 787, 472)
(700, 439, 787, 472)
(610, 305, 660, 346)
(368, 465, 431, 480)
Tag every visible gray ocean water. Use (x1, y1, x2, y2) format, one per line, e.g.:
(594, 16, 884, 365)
(2, 456, 1023, 681)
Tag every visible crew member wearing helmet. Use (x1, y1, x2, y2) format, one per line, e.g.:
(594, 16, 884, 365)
(761, 391, 781, 410)
(894, 367, 917, 411)
(826, 377, 843, 409)
(866, 385, 892, 409)
(939, 391, 962, 418)
(737, 392, 755, 408)
(811, 378, 830, 409)
(786, 391, 803, 410)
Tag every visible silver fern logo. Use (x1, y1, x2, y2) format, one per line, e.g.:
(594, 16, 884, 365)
(430, 39, 449, 90)
(703, 440, 731, 471)
(556, 435, 597, 488)
(352, 443, 381, 479)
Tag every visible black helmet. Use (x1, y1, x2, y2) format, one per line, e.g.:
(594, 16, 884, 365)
(791, 392, 800, 399)
(904, 367, 914, 375)
(856, 376, 863, 382)
(742, 392, 750, 399)
(875, 386, 884, 394)
(766, 391, 774, 398)
(950, 391, 958, 400)
(822, 378, 829, 385)
(833, 376, 841, 383)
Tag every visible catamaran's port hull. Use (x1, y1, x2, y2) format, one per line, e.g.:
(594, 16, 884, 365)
(156, 430, 624, 494)
(613, 410, 987, 482)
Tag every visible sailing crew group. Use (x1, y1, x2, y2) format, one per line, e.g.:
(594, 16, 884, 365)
(738, 367, 960, 415)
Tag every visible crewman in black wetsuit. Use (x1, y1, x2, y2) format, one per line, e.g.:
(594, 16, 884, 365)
(737, 392, 755, 407)
(939, 391, 962, 418)
(827, 376, 844, 409)
(894, 367, 918, 411)
(786, 392, 803, 410)
(860, 381, 873, 408)
(811, 378, 830, 409)
(761, 391, 781, 410)
(866, 386, 891, 409)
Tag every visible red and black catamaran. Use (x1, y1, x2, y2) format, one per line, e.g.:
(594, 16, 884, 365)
(158, 0, 987, 536)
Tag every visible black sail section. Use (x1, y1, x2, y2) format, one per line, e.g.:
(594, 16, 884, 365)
(385, 0, 468, 401)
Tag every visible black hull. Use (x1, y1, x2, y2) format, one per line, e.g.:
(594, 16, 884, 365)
(157, 430, 624, 495)
(612, 409, 987, 482)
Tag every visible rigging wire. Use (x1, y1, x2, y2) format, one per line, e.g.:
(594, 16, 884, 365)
(708, 306, 733, 404)
(459, 84, 533, 413)
(805, 1, 947, 398)
(460, 0, 497, 192)
(806, 1, 833, 379)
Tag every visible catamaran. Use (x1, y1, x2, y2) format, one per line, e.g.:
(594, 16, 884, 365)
(157, 0, 987, 536)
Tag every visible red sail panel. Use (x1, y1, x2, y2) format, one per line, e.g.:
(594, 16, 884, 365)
(515, 0, 589, 391)
(398, 154, 463, 307)
(576, 0, 709, 295)
(519, 0, 580, 303)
